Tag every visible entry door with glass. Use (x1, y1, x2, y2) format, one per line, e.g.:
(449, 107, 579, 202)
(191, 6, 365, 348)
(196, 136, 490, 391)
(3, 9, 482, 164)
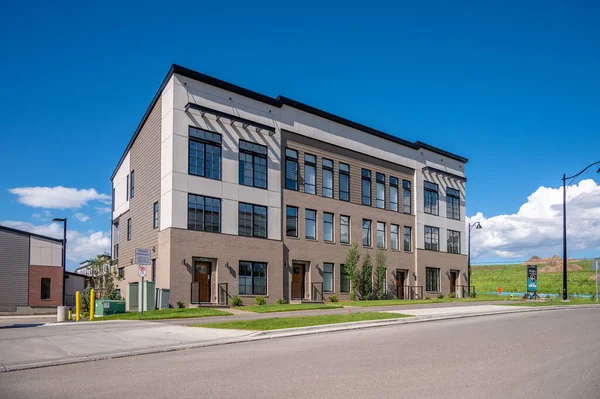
(396, 270, 407, 299)
(450, 270, 459, 296)
(193, 261, 211, 303)
(292, 264, 305, 300)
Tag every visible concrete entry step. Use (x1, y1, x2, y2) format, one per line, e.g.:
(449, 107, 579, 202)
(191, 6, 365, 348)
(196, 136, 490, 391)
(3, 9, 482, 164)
(188, 304, 230, 309)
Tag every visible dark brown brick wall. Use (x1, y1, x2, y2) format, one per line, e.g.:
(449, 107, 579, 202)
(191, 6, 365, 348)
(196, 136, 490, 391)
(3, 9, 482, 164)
(29, 265, 63, 307)
(416, 249, 468, 296)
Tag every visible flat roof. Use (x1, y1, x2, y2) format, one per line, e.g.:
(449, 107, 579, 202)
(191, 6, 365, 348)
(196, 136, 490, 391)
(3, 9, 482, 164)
(111, 64, 468, 179)
(0, 225, 64, 244)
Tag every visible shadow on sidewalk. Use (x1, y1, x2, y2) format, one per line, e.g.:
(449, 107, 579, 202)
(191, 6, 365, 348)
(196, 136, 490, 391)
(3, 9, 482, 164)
(0, 323, 45, 329)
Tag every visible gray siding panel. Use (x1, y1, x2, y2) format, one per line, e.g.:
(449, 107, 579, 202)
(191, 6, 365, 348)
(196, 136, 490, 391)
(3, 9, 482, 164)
(0, 229, 30, 311)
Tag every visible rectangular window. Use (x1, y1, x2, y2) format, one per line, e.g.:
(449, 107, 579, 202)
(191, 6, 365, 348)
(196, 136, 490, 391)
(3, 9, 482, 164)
(239, 261, 267, 295)
(376, 173, 385, 209)
(339, 163, 350, 201)
(426, 267, 440, 292)
(404, 227, 412, 251)
(239, 139, 268, 189)
(238, 203, 267, 238)
(188, 127, 222, 180)
(322, 158, 334, 198)
(323, 263, 334, 292)
(390, 177, 398, 211)
(41, 278, 51, 300)
(447, 230, 461, 254)
(361, 169, 371, 206)
(286, 206, 298, 237)
(391, 224, 399, 250)
(362, 219, 372, 246)
(305, 209, 317, 240)
(127, 218, 131, 241)
(285, 148, 298, 190)
(403, 180, 411, 214)
(188, 194, 221, 232)
(130, 170, 135, 199)
(304, 154, 316, 194)
(377, 222, 386, 248)
(424, 181, 439, 215)
(153, 202, 159, 229)
(151, 259, 156, 282)
(126, 174, 129, 201)
(323, 212, 334, 242)
(446, 187, 461, 220)
(118, 268, 124, 279)
(340, 264, 350, 292)
(424, 226, 440, 251)
(340, 215, 350, 244)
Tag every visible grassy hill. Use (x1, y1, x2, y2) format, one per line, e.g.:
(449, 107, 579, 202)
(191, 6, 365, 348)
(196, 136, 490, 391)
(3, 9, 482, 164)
(471, 259, 596, 295)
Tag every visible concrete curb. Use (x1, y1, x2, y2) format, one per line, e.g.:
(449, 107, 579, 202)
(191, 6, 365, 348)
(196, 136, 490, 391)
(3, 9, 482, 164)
(2, 305, 597, 373)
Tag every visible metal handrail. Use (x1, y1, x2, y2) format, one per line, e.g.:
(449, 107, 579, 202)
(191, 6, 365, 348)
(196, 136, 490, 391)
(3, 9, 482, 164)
(457, 285, 475, 298)
(397, 286, 424, 300)
(311, 282, 324, 302)
(218, 283, 228, 305)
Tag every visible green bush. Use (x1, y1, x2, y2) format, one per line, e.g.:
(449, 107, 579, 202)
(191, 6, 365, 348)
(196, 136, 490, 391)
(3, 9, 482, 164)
(82, 312, 89, 319)
(177, 301, 185, 309)
(328, 294, 339, 303)
(437, 294, 444, 299)
(448, 292, 456, 299)
(230, 296, 243, 307)
(254, 296, 267, 306)
(471, 290, 477, 299)
(276, 298, 287, 305)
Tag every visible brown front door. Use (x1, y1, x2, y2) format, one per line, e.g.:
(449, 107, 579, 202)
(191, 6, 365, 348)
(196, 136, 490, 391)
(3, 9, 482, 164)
(194, 261, 211, 303)
(396, 270, 406, 299)
(292, 264, 305, 299)
(450, 271, 458, 294)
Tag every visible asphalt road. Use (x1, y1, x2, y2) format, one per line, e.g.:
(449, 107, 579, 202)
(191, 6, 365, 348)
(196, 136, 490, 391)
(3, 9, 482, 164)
(1, 308, 599, 399)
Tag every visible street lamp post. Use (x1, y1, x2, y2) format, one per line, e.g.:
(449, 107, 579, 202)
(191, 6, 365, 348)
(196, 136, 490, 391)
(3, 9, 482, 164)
(561, 162, 600, 301)
(468, 222, 482, 296)
(53, 218, 67, 306)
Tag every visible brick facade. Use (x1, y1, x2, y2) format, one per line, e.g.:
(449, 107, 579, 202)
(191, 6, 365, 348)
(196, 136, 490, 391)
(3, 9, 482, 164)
(29, 265, 63, 307)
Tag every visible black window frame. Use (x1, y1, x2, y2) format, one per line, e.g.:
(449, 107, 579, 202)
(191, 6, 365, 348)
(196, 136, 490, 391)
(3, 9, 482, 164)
(304, 153, 316, 194)
(238, 139, 268, 189)
(286, 206, 298, 237)
(41, 278, 51, 300)
(376, 221, 386, 249)
(238, 202, 268, 239)
(404, 226, 412, 252)
(339, 163, 350, 201)
(285, 148, 299, 190)
(361, 169, 372, 206)
(188, 126, 222, 180)
(153, 202, 159, 229)
(424, 181, 439, 216)
(322, 158, 334, 198)
(391, 224, 399, 250)
(403, 180, 411, 214)
(376, 173, 385, 209)
(323, 263, 334, 293)
(426, 267, 440, 292)
(127, 218, 131, 241)
(446, 187, 461, 220)
(447, 230, 461, 254)
(305, 209, 317, 240)
(130, 170, 135, 199)
(118, 267, 124, 279)
(187, 194, 221, 233)
(239, 261, 267, 295)
(340, 264, 350, 292)
(323, 212, 334, 242)
(362, 219, 372, 247)
(340, 215, 350, 244)
(126, 174, 129, 201)
(424, 225, 440, 251)
(390, 177, 399, 212)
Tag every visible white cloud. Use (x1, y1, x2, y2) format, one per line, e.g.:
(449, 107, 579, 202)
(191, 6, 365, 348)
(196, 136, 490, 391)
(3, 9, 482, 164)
(74, 213, 89, 222)
(95, 207, 112, 215)
(32, 210, 53, 222)
(8, 186, 110, 209)
(468, 179, 600, 260)
(0, 221, 110, 263)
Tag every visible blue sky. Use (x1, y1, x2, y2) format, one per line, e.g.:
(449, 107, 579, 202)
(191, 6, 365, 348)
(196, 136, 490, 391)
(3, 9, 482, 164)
(1, 0, 599, 268)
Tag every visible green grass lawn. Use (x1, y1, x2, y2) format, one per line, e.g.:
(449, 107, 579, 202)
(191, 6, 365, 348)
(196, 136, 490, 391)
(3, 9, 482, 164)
(342, 296, 506, 307)
(94, 308, 232, 321)
(194, 312, 411, 330)
(471, 259, 596, 296)
(236, 303, 343, 313)
(508, 298, 600, 307)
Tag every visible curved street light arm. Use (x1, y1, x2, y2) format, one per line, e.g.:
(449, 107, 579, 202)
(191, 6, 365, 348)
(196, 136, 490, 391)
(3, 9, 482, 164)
(565, 160, 600, 181)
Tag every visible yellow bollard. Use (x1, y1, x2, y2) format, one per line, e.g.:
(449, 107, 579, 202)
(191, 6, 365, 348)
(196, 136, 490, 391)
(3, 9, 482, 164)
(90, 289, 95, 321)
(75, 291, 80, 322)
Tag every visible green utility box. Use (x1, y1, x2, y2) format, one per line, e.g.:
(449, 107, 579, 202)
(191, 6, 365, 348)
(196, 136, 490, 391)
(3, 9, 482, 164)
(95, 300, 126, 317)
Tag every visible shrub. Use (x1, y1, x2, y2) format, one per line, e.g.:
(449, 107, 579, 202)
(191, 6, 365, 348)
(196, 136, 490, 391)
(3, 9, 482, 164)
(471, 290, 477, 299)
(425, 296, 431, 300)
(276, 298, 287, 305)
(328, 294, 339, 303)
(177, 301, 185, 309)
(437, 294, 444, 299)
(230, 296, 243, 307)
(255, 296, 267, 306)
(82, 312, 89, 319)
(448, 292, 456, 299)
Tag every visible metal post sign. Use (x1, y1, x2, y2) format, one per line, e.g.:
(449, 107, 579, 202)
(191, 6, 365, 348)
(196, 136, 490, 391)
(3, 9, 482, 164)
(135, 248, 152, 265)
(527, 265, 537, 292)
(138, 265, 147, 278)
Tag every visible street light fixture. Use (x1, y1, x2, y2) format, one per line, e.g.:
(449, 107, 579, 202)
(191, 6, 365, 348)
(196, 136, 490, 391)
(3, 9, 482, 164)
(53, 218, 67, 306)
(562, 162, 600, 301)
(468, 221, 482, 296)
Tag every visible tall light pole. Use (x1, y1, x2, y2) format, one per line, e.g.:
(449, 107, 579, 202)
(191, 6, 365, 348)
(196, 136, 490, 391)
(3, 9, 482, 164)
(53, 218, 67, 306)
(562, 162, 600, 301)
(468, 221, 482, 296)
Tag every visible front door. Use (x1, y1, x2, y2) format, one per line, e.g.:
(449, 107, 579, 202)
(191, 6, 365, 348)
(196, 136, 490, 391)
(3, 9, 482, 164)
(292, 264, 305, 300)
(450, 271, 458, 295)
(396, 270, 406, 299)
(194, 261, 211, 303)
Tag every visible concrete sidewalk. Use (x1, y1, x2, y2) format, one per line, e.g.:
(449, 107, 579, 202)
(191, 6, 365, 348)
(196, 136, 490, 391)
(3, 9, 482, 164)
(0, 304, 597, 372)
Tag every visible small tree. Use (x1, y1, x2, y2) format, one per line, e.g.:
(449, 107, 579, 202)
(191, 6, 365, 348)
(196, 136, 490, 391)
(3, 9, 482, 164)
(375, 248, 387, 299)
(86, 253, 123, 300)
(361, 252, 373, 299)
(344, 243, 361, 300)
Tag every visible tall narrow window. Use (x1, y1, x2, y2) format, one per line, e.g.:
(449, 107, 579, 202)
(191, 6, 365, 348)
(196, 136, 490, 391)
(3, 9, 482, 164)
(339, 163, 350, 201)
(130, 170, 135, 199)
(404, 227, 412, 251)
(426, 267, 440, 292)
(424, 226, 439, 251)
(188, 194, 221, 232)
(238, 203, 267, 238)
(151, 259, 156, 282)
(239, 140, 268, 189)
(376, 173, 385, 209)
(390, 177, 398, 211)
(126, 174, 129, 201)
(322, 158, 333, 198)
(153, 202, 159, 229)
(286, 206, 298, 237)
(113, 223, 119, 259)
(424, 181, 439, 215)
(361, 169, 371, 206)
(340, 215, 350, 244)
(362, 219, 372, 246)
(188, 127, 222, 180)
(41, 278, 51, 300)
(304, 154, 316, 194)
(285, 149, 298, 190)
(239, 262, 267, 295)
(447, 230, 461, 254)
(305, 209, 317, 240)
(391, 224, 399, 250)
(340, 264, 350, 292)
(323, 263, 334, 292)
(446, 187, 460, 220)
(127, 218, 131, 241)
(323, 212, 334, 242)
(377, 222, 386, 248)
(403, 180, 411, 214)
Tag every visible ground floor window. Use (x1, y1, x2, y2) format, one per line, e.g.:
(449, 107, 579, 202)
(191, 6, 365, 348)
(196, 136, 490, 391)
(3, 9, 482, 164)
(239, 262, 267, 295)
(340, 264, 350, 293)
(323, 263, 334, 292)
(41, 278, 51, 300)
(426, 267, 440, 292)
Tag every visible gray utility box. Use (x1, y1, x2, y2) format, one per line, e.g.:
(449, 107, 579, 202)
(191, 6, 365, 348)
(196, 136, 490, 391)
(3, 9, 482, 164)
(156, 288, 171, 309)
(127, 281, 155, 312)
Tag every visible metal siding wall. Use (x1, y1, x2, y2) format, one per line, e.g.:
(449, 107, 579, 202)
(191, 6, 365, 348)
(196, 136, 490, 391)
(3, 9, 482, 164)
(0, 230, 30, 311)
